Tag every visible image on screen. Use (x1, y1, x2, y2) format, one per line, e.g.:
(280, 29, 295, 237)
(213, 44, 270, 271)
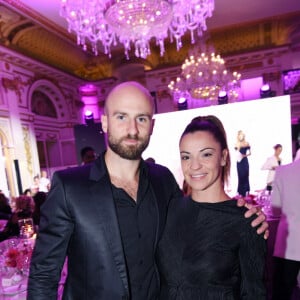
(143, 95, 292, 196)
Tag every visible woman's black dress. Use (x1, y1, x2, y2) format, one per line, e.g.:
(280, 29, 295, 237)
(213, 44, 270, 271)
(157, 198, 266, 300)
(237, 146, 250, 196)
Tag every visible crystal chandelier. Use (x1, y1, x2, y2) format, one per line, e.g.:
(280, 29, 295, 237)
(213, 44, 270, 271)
(168, 46, 241, 102)
(60, 0, 214, 59)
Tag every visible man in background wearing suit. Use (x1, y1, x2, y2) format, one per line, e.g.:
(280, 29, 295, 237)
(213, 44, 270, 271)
(27, 81, 268, 300)
(80, 146, 97, 165)
(271, 159, 300, 300)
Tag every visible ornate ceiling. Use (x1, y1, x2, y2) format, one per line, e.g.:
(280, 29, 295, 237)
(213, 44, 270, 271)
(1, 1, 300, 81)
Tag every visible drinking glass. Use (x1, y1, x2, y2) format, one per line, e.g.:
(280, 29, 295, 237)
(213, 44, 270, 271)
(18, 218, 34, 239)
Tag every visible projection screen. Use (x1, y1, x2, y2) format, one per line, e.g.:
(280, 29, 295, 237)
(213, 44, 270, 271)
(143, 95, 293, 196)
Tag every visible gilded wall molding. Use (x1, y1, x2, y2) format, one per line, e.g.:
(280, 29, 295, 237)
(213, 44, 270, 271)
(22, 124, 33, 177)
(1, 76, 28, 103)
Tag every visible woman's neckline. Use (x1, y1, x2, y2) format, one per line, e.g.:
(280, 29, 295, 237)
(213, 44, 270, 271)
(189, 197, 235, 204)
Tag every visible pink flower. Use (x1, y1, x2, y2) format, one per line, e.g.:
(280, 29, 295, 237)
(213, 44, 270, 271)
(5, 243, 33, 272)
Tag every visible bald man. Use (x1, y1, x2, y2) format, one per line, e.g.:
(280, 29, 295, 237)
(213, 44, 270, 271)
(28, 81, 268, 300)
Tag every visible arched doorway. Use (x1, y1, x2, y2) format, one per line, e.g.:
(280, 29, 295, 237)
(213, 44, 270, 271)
(28, 79, 77, 177)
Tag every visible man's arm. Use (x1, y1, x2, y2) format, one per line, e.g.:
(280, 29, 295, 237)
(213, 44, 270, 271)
(236, 198, 269, 239)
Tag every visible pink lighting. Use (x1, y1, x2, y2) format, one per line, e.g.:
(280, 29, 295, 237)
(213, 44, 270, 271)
(84, 110, 94, 125)
(260, 83, 274, 98)
(218, 90, 228, 105)
(177, 96, 188, 110)
(283, 69, 300, 94)
(178, 97, 187, 104)
(79, 84, 100, 124)
(218, 90, 227, 98)
(84, 110, 93, 117)
(261, 83, 270, 92)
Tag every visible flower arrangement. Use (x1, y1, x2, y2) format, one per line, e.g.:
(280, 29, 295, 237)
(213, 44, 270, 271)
(1, 238, 34, 276)
(244, 193, 258, 205)
(5, 243, 33, 272)
(0, 238, 34, 287)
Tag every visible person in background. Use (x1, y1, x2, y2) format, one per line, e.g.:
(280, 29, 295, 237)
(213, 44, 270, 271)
(0, 195, 34, 241)
(80, 146, 97, 165)
(32, 191, 47, 227)
(157, 115, 266, 299)
(234, 130, 251, 196)
(30, 175, 40, 195)
(0, 192, 12, 220)
(23, 188, 32, 196)
(39, 170, 51, 193)
(271, 159, 300, 300)
(27, 81, 268, 300)
(261, 144, 282, 193)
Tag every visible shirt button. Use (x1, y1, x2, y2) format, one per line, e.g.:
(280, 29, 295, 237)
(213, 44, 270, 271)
(139, 260, 143, 265)
(138, 233, 142, 238)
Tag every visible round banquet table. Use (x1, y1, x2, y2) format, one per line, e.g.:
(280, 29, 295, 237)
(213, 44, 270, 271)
(0, 238, 34, 300)
(0, 237, 67, 299)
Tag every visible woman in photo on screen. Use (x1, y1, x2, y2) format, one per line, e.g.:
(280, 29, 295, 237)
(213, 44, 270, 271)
(235, 130, 251, 196)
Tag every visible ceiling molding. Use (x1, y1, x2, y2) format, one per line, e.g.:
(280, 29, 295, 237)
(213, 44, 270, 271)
(1, 2, 299, 81)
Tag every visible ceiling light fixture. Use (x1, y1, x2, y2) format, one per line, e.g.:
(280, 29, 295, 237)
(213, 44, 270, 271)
(217, 90, 228, 105)
(168, 44, 241, 102)
(60, 0, 214, 59)
(84, 110, 95, 125)
(260, 83, 273, 98)
(177, 95, 188, 110)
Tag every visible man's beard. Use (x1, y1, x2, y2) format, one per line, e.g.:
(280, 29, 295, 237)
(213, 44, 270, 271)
(108, 133, 150, 160)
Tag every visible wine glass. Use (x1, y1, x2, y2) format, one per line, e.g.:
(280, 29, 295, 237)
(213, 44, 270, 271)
(18, 218, 34, 239)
